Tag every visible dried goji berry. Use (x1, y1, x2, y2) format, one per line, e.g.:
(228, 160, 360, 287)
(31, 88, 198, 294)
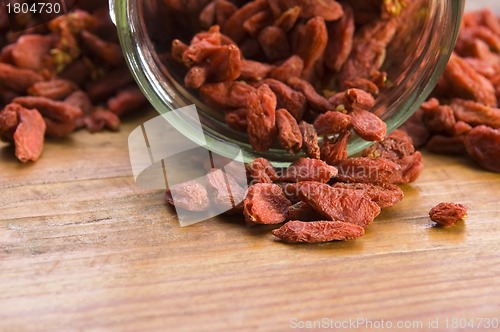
(12, 107, 46, 163)
(239, 60, 274, 81)
(425, 135, 466, 155)
(429, 202, 468, 227)
(184, 66, 208, 88)
(222, 0, 267, 43)
(298, 181, 381, 227)
(313, 111, 351, 136)
(293, 16, 328, 79)
(350, 108, 386, 142)
(289, 0, 343, 21)
(258, 78, 307, 121)
(246, 157, 279, 184)
(274, 6, 301, 32)
(279, 158, 337, 183)
(422, 104, 457, 135)
(225, 108, 248, 131)
(299, 120, 321, 159)
(199, 2, 217, 29)
(324, 3, 354, 72)
(450, 98, 500, 129)
(206, 44, 242, 82)
(286, 201, 324, 221)
(320, 130, 350, 165)
(80, 30, 124, 67)
(0, 63, 44, 92)
(276, 108, 303, 153)
(65, 90, 93, 116)
(346, 88, 376, 111)
(443, 53, 497, 107)
(243, 10, 273, 37)
(269, 55, 304, 83)
(464, 125, 500, 172)
(171, 39, 189, 62)
(10, 34, 54, 71)
(200, 81, 255, 110)
(13, 96, 82, 123)
(246, 84, 277, 151)
(258, 26, 291, 62)
(207, 168, 246, 213)
(0, 103, 46, 162)
(332, 182, 404, 209)
(272, 220, 365, 243)
(288, 77, 332, 113)
(166, 179, 210, 212)
(107, 87, 147, 116)
(398, 151, 424, 184)
(0, 103, 19, 141)
(84, 108, 121, 132)
(339, 18, 397, 87)
(243, 183, 291, 225)
(335, 157, 402, 184)
(27, 79, 78, 101)
(344, 77, 379, 96)
(363, 129, 415, 160)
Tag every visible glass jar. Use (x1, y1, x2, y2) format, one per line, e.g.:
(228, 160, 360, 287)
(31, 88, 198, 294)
(110, 0, 464, 167)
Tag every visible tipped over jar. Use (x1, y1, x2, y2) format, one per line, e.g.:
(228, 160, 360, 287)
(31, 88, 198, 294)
(112, 0, 464, 166)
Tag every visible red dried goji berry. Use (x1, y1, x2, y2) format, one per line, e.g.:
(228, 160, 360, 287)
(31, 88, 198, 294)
(313, 111, 351, 136)
(279, 158, 337, 183)
(464, 125, 500, 172)
(166, 179, 210, 212)
(272, 220, 364, 243)
(276, 108, 303, 154)
(320, 130, 350, 165)
(246, 84, 278, 151)
(299, 121, 321, 159)
(244, 183, 291, 225)
(298, 181, 381, 227)
(246, 157, 279, 184)
(332, 182, 404, 209)
(429, 202, 468, 227)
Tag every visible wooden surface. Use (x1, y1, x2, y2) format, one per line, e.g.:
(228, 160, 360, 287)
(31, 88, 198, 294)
(1, 109, 500, 331)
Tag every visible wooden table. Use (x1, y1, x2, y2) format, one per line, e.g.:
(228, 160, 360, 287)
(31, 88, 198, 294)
(1, 109, 500, 331)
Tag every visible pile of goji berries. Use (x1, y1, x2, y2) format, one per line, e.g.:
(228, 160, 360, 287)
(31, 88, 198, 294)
(163, 0, 422, 243)
(402, 9, 500, 173)
(165, 0, 492, 243)
(2, 1, 491, 242)
(0, 3, 146, 162)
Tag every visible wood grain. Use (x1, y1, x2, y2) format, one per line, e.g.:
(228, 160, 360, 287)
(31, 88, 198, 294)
(1, 109, 500, 331)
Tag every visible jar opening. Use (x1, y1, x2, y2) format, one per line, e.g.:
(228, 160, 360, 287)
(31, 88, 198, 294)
(115, 0, 464, 166)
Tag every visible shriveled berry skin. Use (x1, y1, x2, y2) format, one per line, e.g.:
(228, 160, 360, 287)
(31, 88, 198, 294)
(464, 125, 500, 172)
(244, 183, 291, 225)
(429, 202, 468, 227)
(272, 220, 365, 243)
(297, 181, 381, 227)
(278, 158, 337, 183)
